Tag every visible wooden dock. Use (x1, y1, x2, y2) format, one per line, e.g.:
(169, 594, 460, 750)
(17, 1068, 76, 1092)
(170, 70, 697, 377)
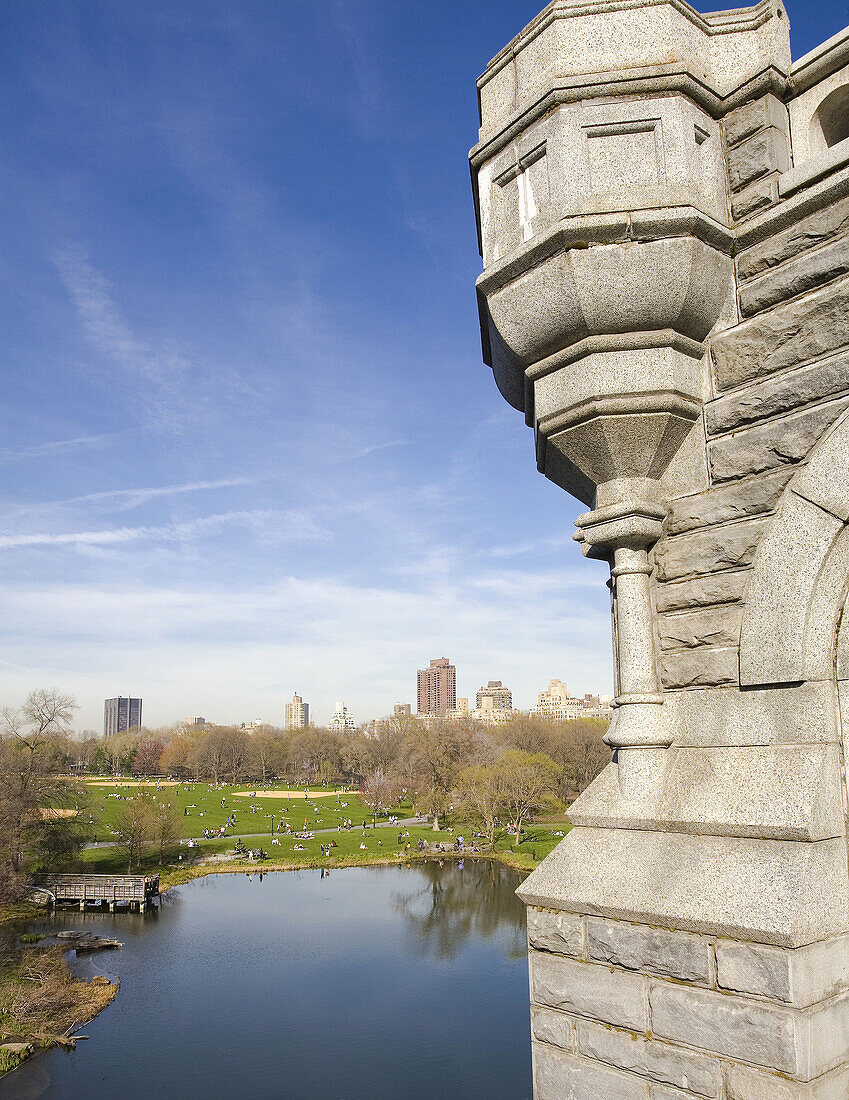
(31, 872, 160, 911)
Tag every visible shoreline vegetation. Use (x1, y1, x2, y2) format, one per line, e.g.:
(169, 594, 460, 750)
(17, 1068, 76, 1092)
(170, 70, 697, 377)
(0, 903, 119, 1075)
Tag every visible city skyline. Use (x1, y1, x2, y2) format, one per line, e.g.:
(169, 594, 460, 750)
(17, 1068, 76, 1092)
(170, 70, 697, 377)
(75, 670, 609, 733)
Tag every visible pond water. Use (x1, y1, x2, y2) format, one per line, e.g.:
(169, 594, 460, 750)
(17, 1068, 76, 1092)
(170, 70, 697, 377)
(3, 861, 532, 1100)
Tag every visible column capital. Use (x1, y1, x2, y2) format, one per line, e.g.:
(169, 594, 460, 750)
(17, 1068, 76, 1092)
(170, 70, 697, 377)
(573, 499, 666, 557)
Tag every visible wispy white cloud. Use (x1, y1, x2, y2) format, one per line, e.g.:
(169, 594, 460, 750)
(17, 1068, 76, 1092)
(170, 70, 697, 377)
(0, 508, 323, 549)
(8, 477, 255, 517)
(343, 439, 409, 463)
(53, 246, 203, 430)
(0, 433, 121, 463)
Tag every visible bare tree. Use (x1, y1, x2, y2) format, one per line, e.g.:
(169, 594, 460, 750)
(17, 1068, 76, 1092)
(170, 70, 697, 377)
(114, 798, 156, 872)
(152, 801, 182, 865)
(457, 763, 504, 847)
(132, 739, 164, 777)
(2, 688, 77, 756)
(0, 690, 78, 882)
(405, 721, 477, 830)
(360, 768, 400, 815)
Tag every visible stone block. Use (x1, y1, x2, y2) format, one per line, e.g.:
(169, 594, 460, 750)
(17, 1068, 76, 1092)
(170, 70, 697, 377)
(738, 194, 849, 280)
(740, 237, 849, 316)
(530, 950, 648, 1031)
(527, 907, 585, 957)
(654, 520, 766, 582)
(710, 275, 849, 391)
(725, 1062, 849, 1099)
(666, 470, 791, 535)
(586, 917, 712, 984)
(705, 354, 849, 436)
(708, 397, 849, 482)
(531, 1005, 576, 1051)
(716, 935, 849, 1006)
(732, 179, 776, 221)
(654, 573, 748, 614)
(665, 681, 840, 749)
(725, 95, 787, 148)
(660, 647, 737, 689)
(649, 982, 799, 1074)
(727, 129, 789, 191)
(807, 993, 849, 1079)
(576, 1020, 720, 1097)
(533, 1043, 651, 1100)
(658, 605, 742, 652)
(568, 745, 844, 843)
(519, 827, 849, 948)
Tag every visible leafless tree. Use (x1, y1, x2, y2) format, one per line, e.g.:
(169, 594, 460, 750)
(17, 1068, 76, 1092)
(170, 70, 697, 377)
(114, 798, 156, 872)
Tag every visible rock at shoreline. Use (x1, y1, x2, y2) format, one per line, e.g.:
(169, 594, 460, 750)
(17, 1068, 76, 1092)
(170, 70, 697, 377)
(57, 931, 123, 952)
(1, 1043, 33, 1062)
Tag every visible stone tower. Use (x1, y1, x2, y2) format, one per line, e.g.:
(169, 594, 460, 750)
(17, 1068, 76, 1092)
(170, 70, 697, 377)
(471, 1, 849, 1095)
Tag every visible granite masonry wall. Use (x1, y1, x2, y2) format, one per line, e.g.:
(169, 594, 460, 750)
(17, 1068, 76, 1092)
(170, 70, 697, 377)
(471, 1, 849, 1096)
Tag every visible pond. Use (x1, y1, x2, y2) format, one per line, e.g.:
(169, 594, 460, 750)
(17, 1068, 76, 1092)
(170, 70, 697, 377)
(4, 861, 532, 1100)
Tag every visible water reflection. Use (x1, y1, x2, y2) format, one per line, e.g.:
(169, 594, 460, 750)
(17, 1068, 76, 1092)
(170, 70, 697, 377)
(7, 862, 532, 1100)
(392, 860, 526, 960)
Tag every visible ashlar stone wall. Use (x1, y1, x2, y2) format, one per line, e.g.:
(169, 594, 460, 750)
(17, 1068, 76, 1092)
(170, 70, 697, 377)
(470, 2, 849, 1097)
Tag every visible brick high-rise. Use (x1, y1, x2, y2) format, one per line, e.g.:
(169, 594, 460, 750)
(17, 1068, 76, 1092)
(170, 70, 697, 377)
(416, 657, 456, 716)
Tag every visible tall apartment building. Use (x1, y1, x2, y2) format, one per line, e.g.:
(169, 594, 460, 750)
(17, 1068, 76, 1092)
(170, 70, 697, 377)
(104, 696, 142, 737)
(475, 680, 512, 710)
(285, 692, 310, 730)
(416, 657, 456, 716)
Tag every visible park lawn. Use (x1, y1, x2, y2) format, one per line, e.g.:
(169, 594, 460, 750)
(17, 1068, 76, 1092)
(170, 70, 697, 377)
(73, 779, 412, 842)
(491, 822, 571, 867)
(79, 818, 572, 878)
(80, 823, 459, 877)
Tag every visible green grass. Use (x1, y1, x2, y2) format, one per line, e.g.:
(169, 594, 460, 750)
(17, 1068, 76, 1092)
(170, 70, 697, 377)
(78, 813, 572, 879)
(73, 779, 409, 843)
(82, 823, 455, 872)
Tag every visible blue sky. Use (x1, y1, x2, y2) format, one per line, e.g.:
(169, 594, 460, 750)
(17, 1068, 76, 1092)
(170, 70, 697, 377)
(0, 0, 845, 731)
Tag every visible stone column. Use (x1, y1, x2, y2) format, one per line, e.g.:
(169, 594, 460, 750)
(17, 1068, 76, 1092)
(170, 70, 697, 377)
(471, 1, 849, 1096)
(575, 499, 671, 797)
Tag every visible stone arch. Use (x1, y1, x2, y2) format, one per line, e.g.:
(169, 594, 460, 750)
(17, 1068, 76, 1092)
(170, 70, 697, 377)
(739, 406, 849, 687)
(809, 84, 849, 158)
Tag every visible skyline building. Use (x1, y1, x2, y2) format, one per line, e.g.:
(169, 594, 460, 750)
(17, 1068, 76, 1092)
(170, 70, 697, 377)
(285, 692, 310, 730)
(104, 696, 142, 737)
(475, 680, 513, 710)
(329, 701, 355, 732)
(530, 679, 613, 721)
(393, 702, 412, 718)
(416, 657, 457, 716)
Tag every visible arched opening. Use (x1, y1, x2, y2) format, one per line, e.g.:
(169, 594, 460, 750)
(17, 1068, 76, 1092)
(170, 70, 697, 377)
(809, 85, 849, 158)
